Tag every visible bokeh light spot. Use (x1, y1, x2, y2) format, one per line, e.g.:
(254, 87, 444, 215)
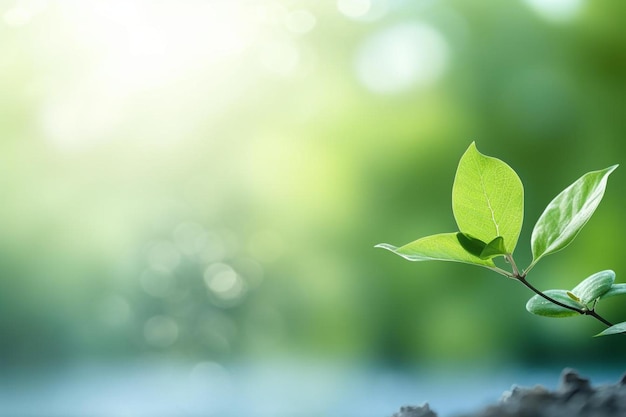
(355, 22, 449, 94)
(204, 263, 246, 303)
(523, 0, 585, 22)
(338, 0, 389, 21)
(337, 0, 371, 19)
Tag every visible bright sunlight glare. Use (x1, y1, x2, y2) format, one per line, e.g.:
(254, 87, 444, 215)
(41, 0, 262, 152)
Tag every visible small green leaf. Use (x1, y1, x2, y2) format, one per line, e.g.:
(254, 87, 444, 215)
(525, 289, 581, 318)
(600, 283, 626, 300)
(571, 270, 615, 304)
(480, 236, 507, 259)
(376, 232, 496, 267)
(566, 291, 580, 302)
(452, 142, 524, 254)
(456, 232, 487, 258)
(595, 321, 626, 337)
(530, 165, 618, 266)
(456, 233, 508, 260)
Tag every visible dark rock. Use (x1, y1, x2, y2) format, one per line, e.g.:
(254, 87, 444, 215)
(391, 369, 626, 417)
(392, 404, 438, 417)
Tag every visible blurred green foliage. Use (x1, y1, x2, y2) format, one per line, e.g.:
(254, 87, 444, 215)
(1, 0, 625, 370)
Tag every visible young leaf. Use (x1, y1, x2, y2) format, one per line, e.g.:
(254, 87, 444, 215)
(530, 165, 618, 266)
(480, 236, 507, 259)
(456, 232, 487, 258)
(571, 270, 615, 305)
(452, 143, 524, 254)
(600, 283, 626, 300)
(456, 233, 508, 260)
(525, 290, 581, 318)
(376, 233, 496, 267)
(595, 321, 626, 337)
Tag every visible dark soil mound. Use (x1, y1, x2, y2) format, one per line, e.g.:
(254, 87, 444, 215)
(392, 368, 626, 417)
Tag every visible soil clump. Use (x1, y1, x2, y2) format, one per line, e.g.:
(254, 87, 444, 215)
(392, 368, 626, 417)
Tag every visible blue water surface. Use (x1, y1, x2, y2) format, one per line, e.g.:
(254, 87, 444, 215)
(0, 360, 623, 417)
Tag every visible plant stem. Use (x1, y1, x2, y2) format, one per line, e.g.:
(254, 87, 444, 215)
(587, 310, 614, 327)
(505, 255, 521, 277)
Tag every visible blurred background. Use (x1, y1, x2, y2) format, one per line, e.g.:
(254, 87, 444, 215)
(0, 0, 625, 415)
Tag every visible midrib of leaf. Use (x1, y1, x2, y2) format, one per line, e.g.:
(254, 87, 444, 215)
(477, 157, 500, 237)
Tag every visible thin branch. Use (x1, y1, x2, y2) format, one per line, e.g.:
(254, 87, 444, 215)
(516, 275, 585, 314)
(505, 254, 521, 277)
(587, 309, 614, 327)
(487, 265, 515, 278)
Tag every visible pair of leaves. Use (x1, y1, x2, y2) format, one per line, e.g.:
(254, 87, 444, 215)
(526, 270, 616, 318)
(376, 142, 523, 268)
(377, 143, 618, 275)
(525, 270, 626, 337)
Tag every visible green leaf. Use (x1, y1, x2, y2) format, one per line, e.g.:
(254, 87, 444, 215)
(600, 283, 626, 300)
(525, 289, 581, 318)
(456, 232, 487, 258)
(595, 321, 626, 337)
(530, 165, 618, 266)
(480, 236, 507, 259)
(452, 142, 524, 254)
(571, 270, 615, 304)
(456, 233, 508, 260)
(376, 232, 496, 267)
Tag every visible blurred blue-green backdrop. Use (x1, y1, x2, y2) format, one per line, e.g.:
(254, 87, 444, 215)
(1, 0, 625, 415)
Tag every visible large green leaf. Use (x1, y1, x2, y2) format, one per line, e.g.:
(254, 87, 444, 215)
(376, 232, 496, 267)
(571, 270, 615, 304)
(525, 289, 581, 318)
(595, 321, 626, 337)
(452, 143, 524, 254)
(530, 165, 618, 266)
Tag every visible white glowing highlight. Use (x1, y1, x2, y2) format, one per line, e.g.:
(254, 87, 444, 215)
(204, 263, 245, 301)
(355, 23, 449, 94)
(337, 0, 371, 18)
(523, 0, 584, 22)
(41, 0, 261, 151)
